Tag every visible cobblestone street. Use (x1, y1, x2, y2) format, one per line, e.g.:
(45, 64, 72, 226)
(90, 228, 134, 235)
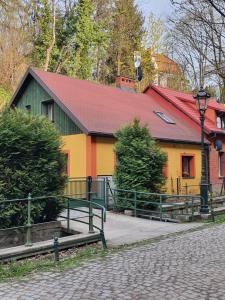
(1, 224, 225, 300)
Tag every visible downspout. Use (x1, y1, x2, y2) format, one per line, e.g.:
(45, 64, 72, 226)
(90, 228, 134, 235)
(206, 144, 210, 187)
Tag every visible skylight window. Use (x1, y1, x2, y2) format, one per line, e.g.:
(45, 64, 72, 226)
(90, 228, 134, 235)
(154, 111, 176, 124)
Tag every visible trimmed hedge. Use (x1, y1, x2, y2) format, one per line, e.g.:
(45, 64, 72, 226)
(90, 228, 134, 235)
(0, 108, 67, 228)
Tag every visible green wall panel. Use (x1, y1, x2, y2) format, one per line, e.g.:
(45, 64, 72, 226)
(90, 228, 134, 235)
(16, 78, 82, 135)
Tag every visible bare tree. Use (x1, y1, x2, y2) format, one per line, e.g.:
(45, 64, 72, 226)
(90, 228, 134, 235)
(169, 0, 225, 99)
(206, 0, 225, 18)
(0, 0, 32, 91)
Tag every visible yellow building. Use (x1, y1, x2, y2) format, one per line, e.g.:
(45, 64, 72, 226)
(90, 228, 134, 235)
(10, 68, 203, 194)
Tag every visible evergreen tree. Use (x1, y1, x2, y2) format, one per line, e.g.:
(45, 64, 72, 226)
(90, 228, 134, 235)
(0, 108, 67, 228)
(72, 0, 96, 79)
(92, 0, 113, 82)
(106, 0, 145, 83)
(31, 0, 54, 69)
(114, 119, 166, 194)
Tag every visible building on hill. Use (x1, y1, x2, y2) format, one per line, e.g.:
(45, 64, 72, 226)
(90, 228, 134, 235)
(144, 85, 225, 193)
(152, 54, 188, 91)
(10, 67, 205, 195)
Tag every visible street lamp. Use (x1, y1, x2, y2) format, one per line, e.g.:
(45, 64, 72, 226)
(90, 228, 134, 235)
(194, 87, 210, 214)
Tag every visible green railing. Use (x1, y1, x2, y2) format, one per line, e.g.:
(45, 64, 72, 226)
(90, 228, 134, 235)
(111, 189, 202, 221)
(64, 177, 108, 209)
(60, 196, 106, 248)
(0, 194, 107, 248)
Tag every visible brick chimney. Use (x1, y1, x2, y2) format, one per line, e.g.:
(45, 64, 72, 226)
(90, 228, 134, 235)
(116, 76, 136, 93)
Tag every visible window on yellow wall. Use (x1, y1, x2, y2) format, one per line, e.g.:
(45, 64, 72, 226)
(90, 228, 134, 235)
(182, 155, 195, 178)
(63, 152, 69, 176)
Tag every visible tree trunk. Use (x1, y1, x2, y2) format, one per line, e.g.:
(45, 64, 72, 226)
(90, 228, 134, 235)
(44, 0, 56, 72)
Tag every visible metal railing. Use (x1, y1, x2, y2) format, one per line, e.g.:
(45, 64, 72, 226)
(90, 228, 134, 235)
(60, 197, 106, 248)
(0, 194, 107, 248)
(181, 181, 225, 197)
(111, 189, 202, 221)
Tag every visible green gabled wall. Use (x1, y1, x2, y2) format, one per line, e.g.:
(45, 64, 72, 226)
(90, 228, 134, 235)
(16, 78, 82, 135)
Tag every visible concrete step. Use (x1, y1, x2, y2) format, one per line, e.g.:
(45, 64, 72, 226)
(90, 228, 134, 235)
(138, 214, 180, 223)
(0, 232, 101, 262)
(213, 206, 225, 215)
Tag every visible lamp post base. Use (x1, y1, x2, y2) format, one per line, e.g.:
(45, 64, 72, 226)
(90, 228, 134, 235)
(200, 205, 209, 214)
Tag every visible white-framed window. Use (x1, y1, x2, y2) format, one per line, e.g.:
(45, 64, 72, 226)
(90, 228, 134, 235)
(216, 114, 225, 129)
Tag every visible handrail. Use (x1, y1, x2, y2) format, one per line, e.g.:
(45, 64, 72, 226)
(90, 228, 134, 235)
(112, 188, 200, 199)
(112, 188, 202, 221)
(0, 195, 107, 248)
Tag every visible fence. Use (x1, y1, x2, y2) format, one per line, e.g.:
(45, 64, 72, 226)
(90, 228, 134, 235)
(0, 193, 106, 248)
(181, 181, 225, 197)
(65, 176, 107, 197)
(111, 188, 201, 221)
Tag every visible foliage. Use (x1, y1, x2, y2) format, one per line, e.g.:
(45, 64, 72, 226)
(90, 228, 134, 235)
(105, 0, 145, 83)
(0, 108, 67, 228)
(114, 119, 167, 196)
(72, 0, 96, 79)
(31, 0, 53, 68)
(0, 87, 11, 105)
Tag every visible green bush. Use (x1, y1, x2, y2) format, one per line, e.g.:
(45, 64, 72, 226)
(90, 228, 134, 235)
(0, 108, 67, 228)
(114, 119, 167, 208)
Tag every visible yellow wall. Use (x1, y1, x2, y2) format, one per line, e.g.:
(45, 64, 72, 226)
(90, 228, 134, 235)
(96, 137, 115, 176)
(62, 134, 201, 195)
(159, 142, 201, 195)
(62, 134, 87, 178)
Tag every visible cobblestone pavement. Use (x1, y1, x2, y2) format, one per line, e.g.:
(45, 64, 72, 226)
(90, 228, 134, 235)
(1, 224, 225, 300)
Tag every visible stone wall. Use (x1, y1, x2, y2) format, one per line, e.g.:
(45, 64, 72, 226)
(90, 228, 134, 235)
(0, 221, 62, 249)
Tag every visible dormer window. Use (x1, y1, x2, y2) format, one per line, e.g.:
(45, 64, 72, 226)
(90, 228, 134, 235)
(216, 113, 225, 129)
(42, 101, 54, 122)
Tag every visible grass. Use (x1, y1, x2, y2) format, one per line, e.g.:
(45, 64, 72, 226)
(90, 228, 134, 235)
(0, 245, 109, 282)
(211, 213, 225, 224)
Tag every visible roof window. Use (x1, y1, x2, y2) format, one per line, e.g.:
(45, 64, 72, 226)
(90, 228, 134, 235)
(154, 111, 176, 124)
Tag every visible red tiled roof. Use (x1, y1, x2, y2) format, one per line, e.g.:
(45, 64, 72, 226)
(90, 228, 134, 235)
(11, 68, 202, 144)
(149, 85, 225, 134)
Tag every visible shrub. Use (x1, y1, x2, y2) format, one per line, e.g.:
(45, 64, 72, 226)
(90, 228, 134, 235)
(114, 119, 167, 208)
(0, 108, 67, 228)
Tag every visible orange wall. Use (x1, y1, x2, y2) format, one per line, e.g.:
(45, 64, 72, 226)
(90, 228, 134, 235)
(96, 137, 115, 176)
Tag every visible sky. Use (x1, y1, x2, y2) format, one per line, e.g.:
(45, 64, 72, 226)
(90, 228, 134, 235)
(136, 0, 174, 22)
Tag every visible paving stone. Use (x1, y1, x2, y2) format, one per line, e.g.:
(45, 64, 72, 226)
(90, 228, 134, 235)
(1, 224, 225, 299)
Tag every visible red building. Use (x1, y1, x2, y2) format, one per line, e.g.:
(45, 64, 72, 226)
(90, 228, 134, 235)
(144, 85, 225, 192)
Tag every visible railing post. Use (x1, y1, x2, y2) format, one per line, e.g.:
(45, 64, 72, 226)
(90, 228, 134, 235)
(185, 201, 188, 215)
(191, 197, 194, 222)
(185, 183, 188, 195)
(87, 176, 94, 233)
(159, 195, 163, 221)
(67, 198, 70, 232)
(105, 177, 109, 210)
(25, 193, 32, 247)
(100, 230, 107, 249)
(134, 191, 137, 217)
(210, 197, 215, 222)
(53, 236, 59, 262)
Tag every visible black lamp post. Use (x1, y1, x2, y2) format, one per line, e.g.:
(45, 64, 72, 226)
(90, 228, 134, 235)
(194, 87, 210, 214)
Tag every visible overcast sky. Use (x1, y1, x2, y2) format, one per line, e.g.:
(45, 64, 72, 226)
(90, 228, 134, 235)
(136, 0, 174, 21)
